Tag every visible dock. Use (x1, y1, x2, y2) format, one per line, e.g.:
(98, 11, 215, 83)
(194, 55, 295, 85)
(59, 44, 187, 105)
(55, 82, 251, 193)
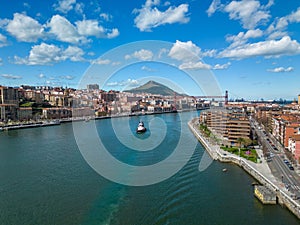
(254, 185, 277, 204)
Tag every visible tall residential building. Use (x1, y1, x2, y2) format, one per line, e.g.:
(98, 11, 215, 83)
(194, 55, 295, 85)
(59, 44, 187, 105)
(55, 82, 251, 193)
(0, 86, 19, 121)
(199, 107, 250, 146)
(87, 84, 99, 90)
(288, 135, 300, 162)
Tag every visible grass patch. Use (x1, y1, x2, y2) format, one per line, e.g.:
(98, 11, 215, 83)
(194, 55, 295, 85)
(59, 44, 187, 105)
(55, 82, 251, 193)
(221, 146, 258, 163)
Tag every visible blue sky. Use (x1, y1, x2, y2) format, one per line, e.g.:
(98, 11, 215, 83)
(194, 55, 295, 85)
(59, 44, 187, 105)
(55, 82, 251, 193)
(0, 0, 300, 100)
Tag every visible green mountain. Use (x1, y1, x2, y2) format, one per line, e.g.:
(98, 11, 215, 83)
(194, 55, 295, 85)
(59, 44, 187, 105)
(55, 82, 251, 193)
(125, 80, 185, 96)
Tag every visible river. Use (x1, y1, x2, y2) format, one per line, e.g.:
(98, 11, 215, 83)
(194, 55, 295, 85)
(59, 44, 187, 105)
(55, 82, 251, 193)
(0, 111, 298, 224)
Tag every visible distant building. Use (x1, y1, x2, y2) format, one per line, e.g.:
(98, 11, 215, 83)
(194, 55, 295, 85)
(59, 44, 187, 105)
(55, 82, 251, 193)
(272, 115, 300, 148)
(288, 135, 300, 162)
(18, 107, 33, 121)
(42, 108, 72, 119)
(87, 84, 99, 90)
(0, 86, 19, 121)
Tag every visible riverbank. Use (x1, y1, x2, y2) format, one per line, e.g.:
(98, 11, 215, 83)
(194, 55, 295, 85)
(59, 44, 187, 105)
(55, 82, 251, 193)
(188, 118, 300, 220)
(0, 109, 183, 131)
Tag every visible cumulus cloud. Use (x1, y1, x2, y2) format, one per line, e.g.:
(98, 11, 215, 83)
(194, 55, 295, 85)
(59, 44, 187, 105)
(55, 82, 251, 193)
(76, 20, 96, 36)
(179, 61, 211, 70)
(14, 42, 85, 65)
(226, 29, 263, 48)
(141, 65, 155, 72)
(1, 74, 22, 79)
(219, 36, 300, 59)
(168, 40, 201, 62)
(107, 28, 120, 38)
(63, 46, 84, 61)
(134, 0, 190, 31)
(60, 75, 75, 80)
(287, 7, 300, 23)
(223, 0, 272, 29)
(213, 62, 231, 70)
(125, 49, 153, 61)
(267, 7, 300, 39)
(54, 0, 76, 13)
(47, 15, 119, 44)
(207, 0, 222, 17)
(91, 58, 111, 65)
(0, 33, 7, 47)
(107, 79, 140, 87)
(267, 66, 294, 73)
(47, 15, 88, 44)
(100, 13, 112, 21)
(3, 13, 44, 42)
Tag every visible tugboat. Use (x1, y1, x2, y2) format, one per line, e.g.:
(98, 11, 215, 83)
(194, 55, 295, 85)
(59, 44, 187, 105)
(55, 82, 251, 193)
(136, 121, 147, 133)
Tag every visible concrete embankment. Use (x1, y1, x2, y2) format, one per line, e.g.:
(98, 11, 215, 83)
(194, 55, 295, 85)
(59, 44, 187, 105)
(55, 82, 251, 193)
(188, 118, 300, 220)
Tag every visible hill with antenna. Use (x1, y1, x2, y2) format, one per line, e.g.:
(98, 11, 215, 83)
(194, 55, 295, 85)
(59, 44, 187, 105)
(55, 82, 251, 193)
(124, 80, 186, 96)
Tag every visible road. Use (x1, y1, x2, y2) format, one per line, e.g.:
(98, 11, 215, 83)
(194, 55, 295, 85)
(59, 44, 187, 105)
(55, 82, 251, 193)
(250, 117, 300, 199)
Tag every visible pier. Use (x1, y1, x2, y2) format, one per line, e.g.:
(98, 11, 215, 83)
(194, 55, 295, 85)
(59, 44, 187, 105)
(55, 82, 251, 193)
(254, 185, 277, 204)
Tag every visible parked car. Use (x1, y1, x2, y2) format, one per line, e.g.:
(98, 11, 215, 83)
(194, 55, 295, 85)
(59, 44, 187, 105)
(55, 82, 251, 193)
(283, 159, 289, 164)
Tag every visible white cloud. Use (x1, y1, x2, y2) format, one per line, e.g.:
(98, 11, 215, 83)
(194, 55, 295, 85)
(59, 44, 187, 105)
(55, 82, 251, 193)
(47, 15, 87, 44)
(168, 40, 201, 62)
(213, 62, 231, 70)
(207, 0, 222, 17)
(107, 28, 120, 39)
(266, 7, 300, 39)
(76, 19, 105, 37)
(223, 0, 272, 29)
(226, 29, 263, 48)
(107, 79, 140, 87)
(219, 36, 300, 59)
(60, 75, 75, 80)
(1, 74, 22, 79)
(54, 0, 76, 13)
(91, 58, 111, 65)
(100, 13, 112, 21)
(202, 49, 217, 58)
(47, 16, 119, 43)
(179, 61, 211, 70)
(14, 42, 85, 65)
(63, 46, 84, 61)
(125, 49, 153, 61)
(75, 2, 84, 14)
(0, 33, 7, 47)
(267, 66, 294, 73)
(141, 65, 155, 72)
(134, 0, 189, 31)
(4, 13, 44, 42)
(288, 7, 300, 23)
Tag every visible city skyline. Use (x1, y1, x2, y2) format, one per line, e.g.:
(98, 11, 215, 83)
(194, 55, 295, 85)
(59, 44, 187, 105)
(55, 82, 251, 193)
(0, 0, 300, 100)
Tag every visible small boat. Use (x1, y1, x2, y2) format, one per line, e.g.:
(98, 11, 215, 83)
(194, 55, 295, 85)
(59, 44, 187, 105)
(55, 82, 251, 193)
(222, 168, 227, 172)
(136, 121, 147, 133)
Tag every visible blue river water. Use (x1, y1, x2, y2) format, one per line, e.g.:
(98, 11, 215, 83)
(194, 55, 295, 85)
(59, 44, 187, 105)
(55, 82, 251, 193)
(0, 111, 299, 224)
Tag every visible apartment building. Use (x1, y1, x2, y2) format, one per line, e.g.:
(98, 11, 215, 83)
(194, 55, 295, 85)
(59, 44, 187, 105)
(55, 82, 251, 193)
(200, 107, 250, 146)
(272, 114, 300, 148)
(0, 86, 19, 121)
(288, 135, 300, 162)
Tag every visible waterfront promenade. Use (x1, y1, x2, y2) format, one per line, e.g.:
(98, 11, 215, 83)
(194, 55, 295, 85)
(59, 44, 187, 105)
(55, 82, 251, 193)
(188, 118, 300, 220)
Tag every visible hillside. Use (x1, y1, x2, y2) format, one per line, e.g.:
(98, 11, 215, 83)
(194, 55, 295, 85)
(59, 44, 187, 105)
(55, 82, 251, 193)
(124, 80, 185, 96)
